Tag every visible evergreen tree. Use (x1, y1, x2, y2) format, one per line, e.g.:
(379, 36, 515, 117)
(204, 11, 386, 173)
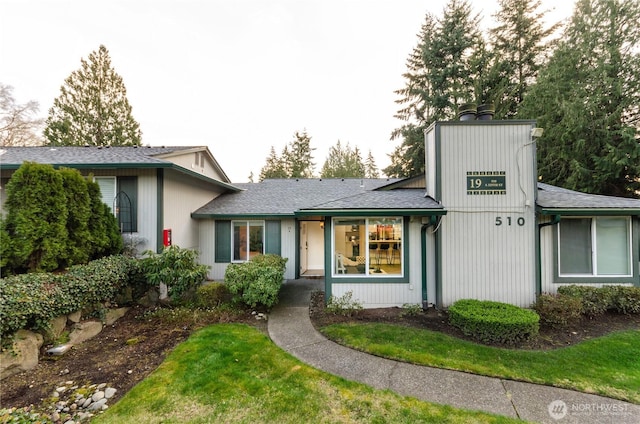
(259, 146, 288, 180)
(3, 162, 68, 272)
(386, 0, 483, 177)
(284, 130, 315, 178)
(520, 0, 640, 197)
(44, 45, 142, 146)
(365, 150, 380, 178)
(320, 141, 365, 178)
(489, 0, 559, 118)
(59, 168, 91, 267)
(259, 130, 316, 180)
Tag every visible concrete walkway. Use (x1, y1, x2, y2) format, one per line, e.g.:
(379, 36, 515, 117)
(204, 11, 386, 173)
(267, 279, 640, 424)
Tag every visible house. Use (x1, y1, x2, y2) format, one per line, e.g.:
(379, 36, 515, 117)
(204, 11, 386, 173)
(2, 120, 639, 309)
(0, 145, 239, 254)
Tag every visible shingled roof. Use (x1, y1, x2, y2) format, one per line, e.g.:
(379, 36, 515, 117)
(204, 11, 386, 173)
(192, 178, 444, 218)
(0, 146, 239, 191)
(0, 146, 197, 168)
(537, 182, 640, 214)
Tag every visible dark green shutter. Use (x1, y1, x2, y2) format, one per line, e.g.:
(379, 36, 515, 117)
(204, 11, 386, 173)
(265, 220, 281, 255)
(215, 220, 231, 262)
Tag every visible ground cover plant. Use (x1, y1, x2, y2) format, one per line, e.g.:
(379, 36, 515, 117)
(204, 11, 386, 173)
(93, 324, 516, 424)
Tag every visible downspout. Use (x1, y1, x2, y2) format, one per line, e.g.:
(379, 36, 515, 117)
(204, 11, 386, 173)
(421, 215, 438, 310)
(536, 214, 560, 297)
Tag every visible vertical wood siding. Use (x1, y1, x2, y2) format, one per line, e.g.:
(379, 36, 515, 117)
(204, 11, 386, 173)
(432, 122, 538, 307)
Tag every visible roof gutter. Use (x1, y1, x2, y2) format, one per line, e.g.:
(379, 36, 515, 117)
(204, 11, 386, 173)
(295, 209, 447, 217)
(538, 208, 640, 216)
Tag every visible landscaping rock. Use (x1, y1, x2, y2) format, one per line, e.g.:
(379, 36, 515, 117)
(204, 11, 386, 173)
(67, 310, 82, 324)
(68, 321, 103, 345)
(49, 315, 68, 339)
(105, 307, 129, 326)
(0, 330, 44, 379)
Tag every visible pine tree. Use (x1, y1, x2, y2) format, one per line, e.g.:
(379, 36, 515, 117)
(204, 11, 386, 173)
(44, 45, 142, 146)
(365, 150, 380, 178)
(259, 146, 288, 180)
(284, 130, 315, 178)
(489, 0, 559, 118)
(386, 0, 483, 177)
(520, 0, 640, 197)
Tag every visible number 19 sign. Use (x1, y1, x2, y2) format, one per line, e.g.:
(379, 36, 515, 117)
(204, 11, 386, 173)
(467, 171, 506, 195)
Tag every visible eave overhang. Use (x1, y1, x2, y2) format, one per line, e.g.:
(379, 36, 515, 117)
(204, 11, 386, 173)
(537, 207, 640, 216)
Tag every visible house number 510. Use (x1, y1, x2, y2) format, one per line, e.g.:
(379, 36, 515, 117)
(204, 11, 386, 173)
(495, 216, 525, 226)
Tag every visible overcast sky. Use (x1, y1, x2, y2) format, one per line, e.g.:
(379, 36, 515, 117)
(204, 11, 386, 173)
(1, 0, 575, 182)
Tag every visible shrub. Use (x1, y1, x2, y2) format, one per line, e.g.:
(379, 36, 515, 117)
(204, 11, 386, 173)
(2, 162, 68, 273)
(325, 291, 363, 317)
(609, 286, 640, 314)
(400, 303, 423, 317)
(59, 167, 92, 268)
(224, 254, 287, 309)
(533, 293, 582, 328)
(557, 285, 614, 317)
(448, 299, 539, 345)
(140, 246, 210, 301)
(196, 282, 232, 308)
(0, 255, 138, 340)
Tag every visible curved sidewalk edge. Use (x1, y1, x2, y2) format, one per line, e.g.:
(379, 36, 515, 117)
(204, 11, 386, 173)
(267, 280, 640, 424)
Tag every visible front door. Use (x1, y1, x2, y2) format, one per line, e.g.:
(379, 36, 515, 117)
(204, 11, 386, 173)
(299, 221, 324, 277)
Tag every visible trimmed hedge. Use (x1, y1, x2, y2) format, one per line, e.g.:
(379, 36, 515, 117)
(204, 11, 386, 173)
(448, 299, 540, 345)
(557, 285, 640, 316)
(0, 255, 140, 340)
(224, 254, 287, 309)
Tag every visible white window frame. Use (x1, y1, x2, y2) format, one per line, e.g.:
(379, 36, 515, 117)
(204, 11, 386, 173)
(557, 216, 633, 278)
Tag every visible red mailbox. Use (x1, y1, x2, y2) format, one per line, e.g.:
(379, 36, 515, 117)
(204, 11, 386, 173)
(163, 229, 172, 247)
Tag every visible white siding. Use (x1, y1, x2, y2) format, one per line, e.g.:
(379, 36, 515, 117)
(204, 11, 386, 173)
(280, 219, 297, 279)
(429, 122, 538, 307)
(163, 169, 224, 251)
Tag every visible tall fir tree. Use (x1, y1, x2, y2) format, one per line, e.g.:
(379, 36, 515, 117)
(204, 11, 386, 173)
(489, 0, 559, 119)
(259, 146, 288, 180)
(364, 150, 380, 178)
(44, 45, 142, 146)
(520, 0, 640, 197)
(385, 0, 483, 177)
(284, 130, 315, 178)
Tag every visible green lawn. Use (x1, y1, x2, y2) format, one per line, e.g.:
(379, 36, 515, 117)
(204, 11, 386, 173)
(94, 324, 520, 424)
(321, 323, 640, 403)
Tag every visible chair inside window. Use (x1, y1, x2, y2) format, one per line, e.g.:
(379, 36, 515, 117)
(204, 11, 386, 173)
(336, 253, 347, 274)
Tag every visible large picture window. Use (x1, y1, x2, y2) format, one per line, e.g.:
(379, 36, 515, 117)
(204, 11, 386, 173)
(558, 217, 632, 277)
(333, 217, 403, 277)
(233, 220, 264, 262)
